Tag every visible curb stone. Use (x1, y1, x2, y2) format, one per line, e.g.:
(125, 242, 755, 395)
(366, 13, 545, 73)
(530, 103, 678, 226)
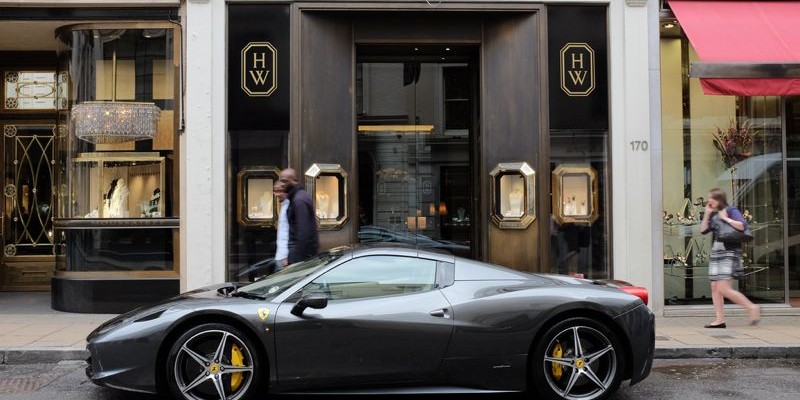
(655, 346, 800, 359)
(1, 349, 89, 364)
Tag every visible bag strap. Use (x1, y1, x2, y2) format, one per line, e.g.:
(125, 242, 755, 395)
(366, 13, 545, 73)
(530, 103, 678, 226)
(726, 205, 748, 229)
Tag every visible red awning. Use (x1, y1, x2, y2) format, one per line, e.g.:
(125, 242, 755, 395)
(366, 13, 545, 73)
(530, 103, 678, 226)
(669, 1, 800, 96)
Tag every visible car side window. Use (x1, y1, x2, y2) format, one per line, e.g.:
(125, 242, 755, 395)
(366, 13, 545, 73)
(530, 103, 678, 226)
(304, 256, 437, 301)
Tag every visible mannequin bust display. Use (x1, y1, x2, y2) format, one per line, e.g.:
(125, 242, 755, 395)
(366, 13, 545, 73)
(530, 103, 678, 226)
(258, 190, 272, 218)
(508, 188, 523, 216)
(108, 178, 129, 218)
(316, 190, 330, 219)
(147, 188, 161, 217)
(150, 188, 161, 208)
(103, 179, 117, 218)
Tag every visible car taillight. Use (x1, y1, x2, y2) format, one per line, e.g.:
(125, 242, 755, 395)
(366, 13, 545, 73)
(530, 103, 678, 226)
(619, 286, 648, 306)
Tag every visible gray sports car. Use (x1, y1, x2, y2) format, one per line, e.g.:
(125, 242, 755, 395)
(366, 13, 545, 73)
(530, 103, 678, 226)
(86, 244, 654, 400)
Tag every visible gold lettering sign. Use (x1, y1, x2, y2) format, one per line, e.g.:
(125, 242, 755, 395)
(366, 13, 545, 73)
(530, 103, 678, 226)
(559, 43, 595, 97)
(241, 42, 278, 97)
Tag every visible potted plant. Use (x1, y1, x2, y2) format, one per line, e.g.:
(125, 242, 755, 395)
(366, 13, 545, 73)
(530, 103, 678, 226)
(712, 118, 754, 169)
(712, 118, 755, 201)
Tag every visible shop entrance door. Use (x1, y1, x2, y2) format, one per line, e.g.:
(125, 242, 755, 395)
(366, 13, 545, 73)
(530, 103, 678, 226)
(355, 45, 478, 259)
(0, 122, 56, 291)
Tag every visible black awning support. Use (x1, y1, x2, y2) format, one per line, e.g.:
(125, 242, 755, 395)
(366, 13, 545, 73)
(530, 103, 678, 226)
(690, 62, 800, 79)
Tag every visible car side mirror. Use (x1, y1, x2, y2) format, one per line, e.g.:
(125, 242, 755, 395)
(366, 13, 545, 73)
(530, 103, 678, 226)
(291, 292, 329, 316)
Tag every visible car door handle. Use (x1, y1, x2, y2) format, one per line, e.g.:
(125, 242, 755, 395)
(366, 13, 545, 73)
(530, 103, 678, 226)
(429, 308, 449, 318)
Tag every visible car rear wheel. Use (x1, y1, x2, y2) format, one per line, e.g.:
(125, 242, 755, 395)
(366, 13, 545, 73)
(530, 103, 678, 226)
(166, 323, 262, 400)
(531, 317, 623, 400)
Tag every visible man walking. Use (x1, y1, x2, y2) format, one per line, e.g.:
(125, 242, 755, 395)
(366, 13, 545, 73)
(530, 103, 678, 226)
(279, 168, 319, 264)
(273, 181, 290, 272)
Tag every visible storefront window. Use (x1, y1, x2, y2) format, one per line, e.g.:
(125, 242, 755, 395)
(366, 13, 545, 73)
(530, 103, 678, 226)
(661, 31, 787, 305)
(54, 24, 179, 273)
(227, 130, 287, 281)
(355, 46, 476, 259)
(548, 133, 609, 279)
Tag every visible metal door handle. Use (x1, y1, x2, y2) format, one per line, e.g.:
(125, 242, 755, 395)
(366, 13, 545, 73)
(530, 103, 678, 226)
(429, 308, 449, 318)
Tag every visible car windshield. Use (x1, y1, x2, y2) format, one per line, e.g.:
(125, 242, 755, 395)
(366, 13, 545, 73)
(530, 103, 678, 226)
(237, 251, 345, 299)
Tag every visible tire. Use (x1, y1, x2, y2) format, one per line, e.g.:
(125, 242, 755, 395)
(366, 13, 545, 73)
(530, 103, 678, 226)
(166, 323, 263, 400)
(531, 317, 624, 400)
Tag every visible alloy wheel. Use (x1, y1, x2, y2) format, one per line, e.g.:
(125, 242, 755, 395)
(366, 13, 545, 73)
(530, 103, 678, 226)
(171, 328, 256, 400)
(541, 325, 618, 400)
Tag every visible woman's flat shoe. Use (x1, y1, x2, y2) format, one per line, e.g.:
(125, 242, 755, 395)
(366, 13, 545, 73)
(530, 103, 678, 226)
(749, 306, 761, 326)
(704, 322, 726, 328)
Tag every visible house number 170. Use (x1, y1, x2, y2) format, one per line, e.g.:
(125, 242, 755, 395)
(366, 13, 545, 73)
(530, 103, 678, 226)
(629, 140, 648, 151)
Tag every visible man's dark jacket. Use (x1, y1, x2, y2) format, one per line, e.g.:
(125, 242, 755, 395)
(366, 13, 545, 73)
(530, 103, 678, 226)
(286, 184, 319, 264)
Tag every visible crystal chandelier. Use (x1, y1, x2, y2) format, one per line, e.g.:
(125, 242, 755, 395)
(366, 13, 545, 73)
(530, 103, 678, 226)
(72, 101, 160, 144)
(70, 47, 161, 144)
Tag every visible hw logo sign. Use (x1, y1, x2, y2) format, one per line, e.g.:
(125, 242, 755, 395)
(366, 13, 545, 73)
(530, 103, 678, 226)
(559, 43, 595, 97)
(241, 42, 278, 97)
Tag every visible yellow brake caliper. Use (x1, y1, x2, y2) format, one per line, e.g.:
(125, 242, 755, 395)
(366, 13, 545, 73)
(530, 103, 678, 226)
(230, 344, 245, 391)
(551, 342, 563, 380)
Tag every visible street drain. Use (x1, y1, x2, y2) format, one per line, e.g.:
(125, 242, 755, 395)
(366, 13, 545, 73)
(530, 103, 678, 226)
(0, 377, 49, 394)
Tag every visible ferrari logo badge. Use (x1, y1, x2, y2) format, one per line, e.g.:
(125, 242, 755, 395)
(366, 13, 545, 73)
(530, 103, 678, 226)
(575, 358, 586, 369)
(257, 308, 270, 321)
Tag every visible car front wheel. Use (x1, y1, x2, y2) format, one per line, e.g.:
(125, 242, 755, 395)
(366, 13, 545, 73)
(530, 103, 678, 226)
(166, 323, 262, 400)
(531, 317, 623, 400)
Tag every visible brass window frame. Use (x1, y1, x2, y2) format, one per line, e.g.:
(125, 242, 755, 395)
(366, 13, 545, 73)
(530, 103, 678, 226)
(305, 163, 349, 230)
(236, 167, 280, 228)
(551, 163, 599, 225)
(489, 162, 536, 229)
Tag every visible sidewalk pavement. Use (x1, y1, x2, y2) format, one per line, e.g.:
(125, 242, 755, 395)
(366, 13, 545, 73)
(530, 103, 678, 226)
(2, 292, 800, 364)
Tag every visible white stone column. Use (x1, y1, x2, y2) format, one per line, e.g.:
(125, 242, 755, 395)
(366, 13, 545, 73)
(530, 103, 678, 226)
(609, 0, 656, 307)
(182, 0, 227, 291)
(647, 0, 665, 314)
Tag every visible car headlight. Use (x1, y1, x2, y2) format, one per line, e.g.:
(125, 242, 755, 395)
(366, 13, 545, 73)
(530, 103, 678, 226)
(92, 304, 174, 337)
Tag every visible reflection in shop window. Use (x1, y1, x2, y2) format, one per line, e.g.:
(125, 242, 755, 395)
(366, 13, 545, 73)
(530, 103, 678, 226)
(356, 53, 475, 259)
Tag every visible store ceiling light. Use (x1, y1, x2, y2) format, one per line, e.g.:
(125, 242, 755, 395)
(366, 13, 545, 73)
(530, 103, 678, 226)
(72, 101, 160, 144)
(70, 48, 160, 144)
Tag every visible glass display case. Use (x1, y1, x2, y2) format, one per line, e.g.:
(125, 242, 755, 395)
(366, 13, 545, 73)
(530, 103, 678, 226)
(52, 22, 181, 312)
(237, 167, 279, 227)
(489, 162, 536, 229)
(70, 152, 165, 218)
(305, 163, 348, 230)
(552, 164, 599, 225)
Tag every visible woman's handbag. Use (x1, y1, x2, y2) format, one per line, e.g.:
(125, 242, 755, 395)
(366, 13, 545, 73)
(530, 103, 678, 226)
(715, 217, 754, 243)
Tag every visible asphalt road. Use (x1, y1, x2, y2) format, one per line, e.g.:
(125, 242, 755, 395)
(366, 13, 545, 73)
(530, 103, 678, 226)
(1, 358, 799, 400)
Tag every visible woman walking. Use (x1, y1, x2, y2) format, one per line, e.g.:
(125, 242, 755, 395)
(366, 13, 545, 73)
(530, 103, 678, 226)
(700, 188, 761, 328)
